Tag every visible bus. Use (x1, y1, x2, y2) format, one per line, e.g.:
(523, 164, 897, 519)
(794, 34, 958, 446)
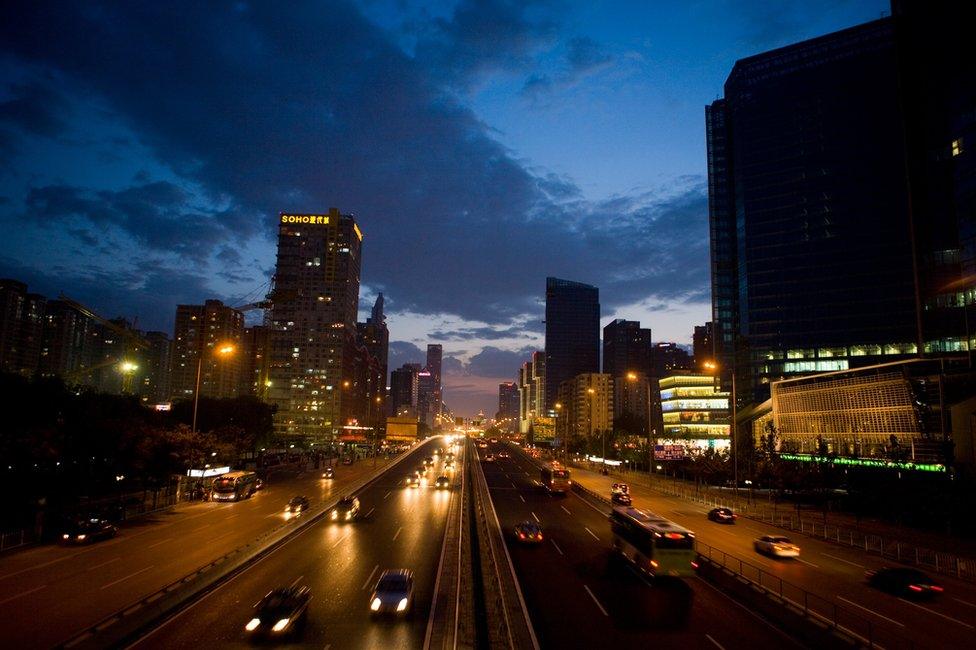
(211, 471, 259, 502)
(540, 463, 571, 495)
(610, 505, 697, 577)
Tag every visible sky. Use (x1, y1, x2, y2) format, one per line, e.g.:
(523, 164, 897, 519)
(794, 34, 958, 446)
(0, 0, 889, 415)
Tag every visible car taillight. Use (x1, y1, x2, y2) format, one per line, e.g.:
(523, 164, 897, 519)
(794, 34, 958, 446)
(518, 533, 525, 539)
(650, 560, 659, 568)
(930, 585, 944, 592)
(691, 561, 699, 569)
(909, 584, 923, 592)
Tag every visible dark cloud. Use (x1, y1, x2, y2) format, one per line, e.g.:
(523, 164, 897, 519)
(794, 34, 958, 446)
(521, 34, 614, 100)
(0, 79, 67, 137)
(465, 345, 534, 378)
(388, 340, 426, 371)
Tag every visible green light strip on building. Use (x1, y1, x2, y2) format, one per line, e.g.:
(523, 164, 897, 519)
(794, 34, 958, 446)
(779, 453, 946, 473)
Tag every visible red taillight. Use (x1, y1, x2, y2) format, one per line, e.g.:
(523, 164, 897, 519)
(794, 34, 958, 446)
(518, 533, 526, 539)
(650, 560, 659, 568)
(909, 584, 923, 592)
(691, 561, 700, 569)
(930, 585, 944, 592)
(537, 534, 543, 540)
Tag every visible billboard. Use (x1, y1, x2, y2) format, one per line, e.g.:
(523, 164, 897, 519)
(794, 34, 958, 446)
(386, 416, 419, 442)
(654, 443, 686, 460)
(532, 416, 555, 444)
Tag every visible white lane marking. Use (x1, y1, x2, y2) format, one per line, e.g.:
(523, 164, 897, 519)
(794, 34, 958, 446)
(87, 557, 121, 571)
(531, 512, 540, 523)
(584, 526, 600, 541)
(330, 533, 351, 549)
(519, 495, 526, 503)
(584, 585, 608, 617)
(383, 491, 391, 500)
(0, 584, 46, 606)
(821, 552, 865, 568)
(794, 557, 820, 568)
(550, 539, 564, 555)
(837, 596, 905, 627)
(362, 564, 379, 590)
(209, 529, 235, 542)
(0, 554, 75, 581)
(954, 597, 976, 608)
(897, 598, 975, 629)
(365, 507, 375, 519)
(393, 527, 403, 541)
(706, 634, 727, 650)
(560, 505, 572, 516)
(100, 565, 154, 590)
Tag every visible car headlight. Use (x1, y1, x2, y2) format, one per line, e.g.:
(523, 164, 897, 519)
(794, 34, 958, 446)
(332, 510, 338, 519)
(397, 598, 408, 612)
(245, 618, 261, 631)
(346, 512, 352, 520)
(272, 618, 290, 632)
(371, 597, 382, 611)
(63, 534, 69, 539)
(77, 534, 86, 540)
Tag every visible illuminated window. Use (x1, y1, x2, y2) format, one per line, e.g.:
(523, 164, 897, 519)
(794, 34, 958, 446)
(951, 138, 963, 157)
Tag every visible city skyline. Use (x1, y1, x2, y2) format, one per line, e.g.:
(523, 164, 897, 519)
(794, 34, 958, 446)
(0, 1, 889, 415)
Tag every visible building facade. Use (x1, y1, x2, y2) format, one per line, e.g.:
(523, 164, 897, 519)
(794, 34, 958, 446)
(544, 277, 600, 409)
(0, 279, 45, 377)
(426, 344, 443, 425)
(555, 373, 613, 445)
(693, 322, 714, 370)
(497, 381, 519, 429)
(240, 325, 271, 398)
(518, 351, 546, 438)
(267, 210, 363, 440)
(603, 319, 652, 379)
(658, 373, 730, 458)
(171, 300, 244, 401)
(390, 363, 420, 417)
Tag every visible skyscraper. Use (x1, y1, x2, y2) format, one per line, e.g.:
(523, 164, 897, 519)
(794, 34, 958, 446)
(390, 363, 419, 417)
(602, 319, 652, 379)
(692, 322, 714, 370)
(544, 277, 600, 409)
(267, 209, 363, 440)
(171, 300, 244, 400)
(426, 343, 443, 423)
(0, 279, 45, 377)
(240, 325, 271, 397)
(497, 381, 519, 426)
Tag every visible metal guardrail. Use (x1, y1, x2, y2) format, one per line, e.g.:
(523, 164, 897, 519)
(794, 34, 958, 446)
(565, 461, 976, 584)
(469, 440, 539, 650)
(0, 529, 31, 552)
(695, 540, 912, 650)
(58, 443, 422, 649)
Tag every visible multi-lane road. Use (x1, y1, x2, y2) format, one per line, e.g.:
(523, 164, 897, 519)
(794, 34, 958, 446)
(0, 454, 400, 648)
(561, 456, 976, 649)
(130, 437, 460, 649)
(477, 440, 800, 650)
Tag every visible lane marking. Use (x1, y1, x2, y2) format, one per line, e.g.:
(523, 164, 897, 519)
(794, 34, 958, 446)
(584, 526, 600, 541)
(330, 533, 351, 549)
(706, 634, 727, 650)
(954, 597, 976, 609)
(837, 596, 905, 627)
(100, 565, 154, 590)
(560, 505, 572, 516)
(794, 557, 820, 568)
(584, 585, 608, 617)
(0, 554, 76, 581)
(551, 539, 564, 555)
(897, 597, 975, 629)
(0, 584, 46, 606)
(821, 552, 865, 568)
(365, 507, 375, 519)
(87, 557, 121, 571)
(519, 495, 526, 503)
(531, 512, 540, 523)
(383, 491, 391, 500)
(393, 526, 402, 541)
(362, 564, 379, 590)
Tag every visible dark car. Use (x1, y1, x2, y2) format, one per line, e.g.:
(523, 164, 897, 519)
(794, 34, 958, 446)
(866, 567, 943, 598)
(707, 507, 736, 524)
(321, 467, 335, 479)
(342, 456, 353, 466)
(244, 585, 311, 637)
(254, 478, 265, 491)
(611, 492, 632, 506)
(61, 518, 117, 544)
(514, 521, 544, 544)
(285, 495, 310, 514)
(434, 476, 450, 489)
(331, 496, 361, 521)
(369, 569, 414, 615)
(404, 474, 420, 488)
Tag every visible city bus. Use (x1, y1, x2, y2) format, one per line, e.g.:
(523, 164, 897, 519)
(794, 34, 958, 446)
(540, 463, 571, 495)
(211, 471, 259, 502)
(609, 505, 697, 577)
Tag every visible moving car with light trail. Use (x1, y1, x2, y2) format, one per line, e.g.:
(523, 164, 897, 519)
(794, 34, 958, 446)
(285, 495, 309, 515)
(244, 585, 310, 638)
(514, 521, 544, 544)
(369, 569, 414, 615)
(866, 567, 943, 598)
(753, 535, 800, 558)
(61, 517, 117, 544)
(331, 496, 361, 521)
(707, 507, 736, 524)
(434, 475, 450, 489)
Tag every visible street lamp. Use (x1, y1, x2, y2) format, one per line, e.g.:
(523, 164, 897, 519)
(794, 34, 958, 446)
(192, 342, 237, 433)
(554, 402, 563, 457)
(627, 371, 654, 477)
(703, 360, 738, 505)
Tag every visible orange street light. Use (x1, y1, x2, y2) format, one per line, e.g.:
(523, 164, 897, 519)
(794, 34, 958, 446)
(192, 341, 238, 433)
(626, 371, 638, 381)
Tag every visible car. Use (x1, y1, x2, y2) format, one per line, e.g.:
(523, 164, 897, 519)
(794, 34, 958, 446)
(331, 496, 361, 521)
(707, 507, 736, 524)
(61, 517, 117, 544)
(405, 474, 420, 488)
(369, 569, 414, 615)
(423, 456, 435, 466)
(866, 567, 943, 598)
(285, 495, 310, 514)
(416, 464, 429, 475)
(434, 476, 450, 489)
(611, 491, 632, 506)
(514, 521, 544, 544)
(244, 585, 311, 637)
(322, 467, 335, 479)
(444, 461, 456, 471)
(754, 535, 800, 558)
(497, 451, 511, 459)
(342, 456, 353, 465)
(483, 453, 495, 462)
(254, 478, 265, 491)
(490, 438, 499, 444)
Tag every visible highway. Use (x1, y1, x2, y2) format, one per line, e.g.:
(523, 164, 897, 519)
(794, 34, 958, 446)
(560, 456, 976, 649)
(0, 454, 400, 649)
(129, 437, 459, 649)
(479, 440, 800, 650)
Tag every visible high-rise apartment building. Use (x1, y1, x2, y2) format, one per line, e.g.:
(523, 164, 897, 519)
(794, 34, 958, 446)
(357, 294, 389, 391)
(0, 279, 46, 377)
(38, 299, 95, 381)
(602, 319, 652, 379)
(140, 331, 171, 403)
(554, 373, 613, 444)
(240, 325, 271, 397)
(707, 3, 976, 404)
(390, 363, 420, 417)
(692, 322, 714, 370)
(544, 277, 600, 409)
(267, 209, 363, 440)
(171, 299, 245, 400)
(497, 381, 519, 427)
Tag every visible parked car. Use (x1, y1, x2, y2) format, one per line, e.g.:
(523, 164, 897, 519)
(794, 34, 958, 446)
(753, 535, 800, 558)
(707, 507, 736, 524)
(866, 567, 943, 598)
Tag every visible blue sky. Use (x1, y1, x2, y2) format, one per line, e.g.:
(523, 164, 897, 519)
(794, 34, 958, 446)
(0, 1, 888, 414)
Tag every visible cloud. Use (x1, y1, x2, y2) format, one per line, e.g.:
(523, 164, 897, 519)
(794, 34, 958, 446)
(521, 34, 614, 99)
(0, 78, 68, 138)
(465, 345, 535, 378)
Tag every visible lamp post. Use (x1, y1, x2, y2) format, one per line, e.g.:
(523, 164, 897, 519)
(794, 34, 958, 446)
(704, 360, 738, 506)
(626, 371, 654, 476)
(554, 402, 563, 459)
(192, 343, 236, 433)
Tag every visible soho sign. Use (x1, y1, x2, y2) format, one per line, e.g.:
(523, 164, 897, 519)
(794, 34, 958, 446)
(280, 214, 330, 224)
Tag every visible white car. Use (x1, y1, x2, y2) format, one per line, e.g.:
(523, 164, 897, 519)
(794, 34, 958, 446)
(754, 535, 800, 558)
